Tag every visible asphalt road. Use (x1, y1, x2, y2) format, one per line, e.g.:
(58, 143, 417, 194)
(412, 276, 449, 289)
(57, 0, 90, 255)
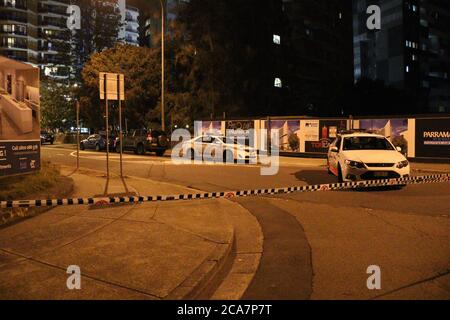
(41, 146, 450, 299)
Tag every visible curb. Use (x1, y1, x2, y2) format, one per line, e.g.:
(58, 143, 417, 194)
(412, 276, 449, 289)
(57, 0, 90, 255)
(166, 228, 236, 300)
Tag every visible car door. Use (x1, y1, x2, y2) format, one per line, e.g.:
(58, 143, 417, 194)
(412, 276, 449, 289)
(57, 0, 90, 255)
(123, 130, 134, 150)
(85, 135, 95, 149)
(328, 136, 341, 174)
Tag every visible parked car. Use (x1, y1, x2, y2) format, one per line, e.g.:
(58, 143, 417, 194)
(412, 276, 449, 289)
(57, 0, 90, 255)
(179, 135, 257, 162)
(115, 129, 169, 156)
(80, 134, 115, 151)
(327, 131, 410, 183)
(40, 130, 54, 145)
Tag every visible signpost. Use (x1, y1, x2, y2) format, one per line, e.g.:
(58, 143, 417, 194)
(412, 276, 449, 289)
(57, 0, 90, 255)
(99, 72, 125, 190)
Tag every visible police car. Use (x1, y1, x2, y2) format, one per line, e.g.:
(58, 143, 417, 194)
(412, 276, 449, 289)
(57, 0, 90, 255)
(327, 131, 410, 182)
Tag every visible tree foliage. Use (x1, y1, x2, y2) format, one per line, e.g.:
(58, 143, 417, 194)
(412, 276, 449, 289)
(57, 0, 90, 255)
(40, 80, 75, 131)
(80, 44, 161, 129)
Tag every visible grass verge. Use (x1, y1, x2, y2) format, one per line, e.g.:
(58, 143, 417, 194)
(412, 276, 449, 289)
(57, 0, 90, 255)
(0, 161, 74, 227)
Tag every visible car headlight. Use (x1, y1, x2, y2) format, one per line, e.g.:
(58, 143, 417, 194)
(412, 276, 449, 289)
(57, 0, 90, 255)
(345, 160, 365, 169)
(396, 160, 409, 169)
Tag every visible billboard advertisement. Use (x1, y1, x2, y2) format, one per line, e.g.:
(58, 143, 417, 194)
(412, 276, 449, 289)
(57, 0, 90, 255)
(415, 118, 450, 159)
(358, 119, 409, 154)
(303, 119, 347, 153)
(0, 57, 40, 177)
(269, 120, 301, 152)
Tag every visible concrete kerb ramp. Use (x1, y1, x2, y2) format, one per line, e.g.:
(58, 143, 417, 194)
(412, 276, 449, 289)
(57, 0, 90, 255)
(0, 167, 262, 300)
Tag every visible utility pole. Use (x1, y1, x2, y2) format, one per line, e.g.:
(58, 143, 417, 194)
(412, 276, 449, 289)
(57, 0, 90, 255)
(160, 0, 165, 131)
(76, 100, 80, 170)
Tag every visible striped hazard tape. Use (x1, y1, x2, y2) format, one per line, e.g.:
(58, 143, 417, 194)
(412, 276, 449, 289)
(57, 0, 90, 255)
(1, 173, 449, 209)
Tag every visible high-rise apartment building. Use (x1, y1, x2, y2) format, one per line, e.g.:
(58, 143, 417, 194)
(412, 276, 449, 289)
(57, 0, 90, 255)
(118, 0, 139, 46)
(353, 0, 450, 113)
(1, 0, 141, 78)
(0, 0, 69, 78)
(274, 0, 353, 115)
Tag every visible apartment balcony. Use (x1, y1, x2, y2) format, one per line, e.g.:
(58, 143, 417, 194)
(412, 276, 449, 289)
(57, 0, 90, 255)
(0, 11, 28, 23)
(0, 0, 27, 11)
(0, 29, 27, 37)
(0, 37, 28, 50)
(0, 49, 28, 61)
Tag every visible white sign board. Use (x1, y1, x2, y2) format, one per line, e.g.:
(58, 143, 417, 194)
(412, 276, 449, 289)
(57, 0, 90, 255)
(99, 72, 125, 101)
(301, 120, 320, 142)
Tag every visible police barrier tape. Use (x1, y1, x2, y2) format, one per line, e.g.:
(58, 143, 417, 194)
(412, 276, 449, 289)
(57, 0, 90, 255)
(1, 174, 449, 209)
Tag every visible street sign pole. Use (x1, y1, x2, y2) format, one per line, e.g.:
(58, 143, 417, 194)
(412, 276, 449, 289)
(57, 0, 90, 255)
(117, 74, 123, 178)
(104, 73, 110, 186)
(99, 72, 125, 189)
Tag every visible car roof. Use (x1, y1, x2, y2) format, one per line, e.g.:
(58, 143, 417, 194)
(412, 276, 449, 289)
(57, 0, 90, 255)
(338, 132, 386, 138)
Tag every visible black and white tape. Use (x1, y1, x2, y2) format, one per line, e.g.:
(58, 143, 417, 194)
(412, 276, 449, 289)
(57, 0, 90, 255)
(1, 174, 448, 209)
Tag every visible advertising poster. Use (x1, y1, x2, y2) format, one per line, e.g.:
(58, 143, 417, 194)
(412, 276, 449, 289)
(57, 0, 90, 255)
(199, 121, 222, 136)
(302, 120, 320, 142)
(304, 120, 347, 153)
(0, 57, 41, 177)
(269, 120, 301, 152)
(359, 119, 409, 154)
(225, 120, 254, 138)
(415, 118, 450, 158)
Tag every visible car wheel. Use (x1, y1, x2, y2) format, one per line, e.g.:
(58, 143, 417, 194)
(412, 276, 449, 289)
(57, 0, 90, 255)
(338, 164, 343, 183)
(137, 144, 145, 155)
(155, 149, 165, 157)
(95, 144, 100, 152)
(50, 140, 54, 145)
(80, 143, 85, 151)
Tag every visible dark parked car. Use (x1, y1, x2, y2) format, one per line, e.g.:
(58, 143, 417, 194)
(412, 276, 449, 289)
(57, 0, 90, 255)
(115, 129, 169, 156)
(40, 131, 54, 145)
(80, 134, 115, 151)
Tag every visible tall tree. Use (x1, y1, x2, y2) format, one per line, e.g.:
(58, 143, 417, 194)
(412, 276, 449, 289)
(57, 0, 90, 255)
(80, 44, 161, 129)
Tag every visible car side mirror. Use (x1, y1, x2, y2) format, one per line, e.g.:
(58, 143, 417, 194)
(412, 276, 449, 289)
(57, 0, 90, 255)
(330, 146, 339, 153)
(396, 146, 402, 152)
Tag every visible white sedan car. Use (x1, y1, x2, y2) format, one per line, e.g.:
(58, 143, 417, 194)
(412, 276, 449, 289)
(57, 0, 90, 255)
(180, 135, 257, 163)
(327, 132, 410, 182)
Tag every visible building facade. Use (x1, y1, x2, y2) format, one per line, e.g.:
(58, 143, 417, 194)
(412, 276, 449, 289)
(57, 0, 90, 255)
(0, 0, 70, 78)
(1, 0, 141, 78)
(118, 0, 139, 46)
(353, 0, 450, 113)
(275, 0, 353, 116)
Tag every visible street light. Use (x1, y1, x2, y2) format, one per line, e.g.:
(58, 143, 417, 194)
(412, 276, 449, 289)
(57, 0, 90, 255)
(72, 83, 80, 170)
(160, 0, 165, 132)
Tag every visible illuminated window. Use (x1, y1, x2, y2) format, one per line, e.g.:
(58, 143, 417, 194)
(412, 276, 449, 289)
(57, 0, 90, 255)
(273, 34, 280, 45)
(274, 78, 282, 88)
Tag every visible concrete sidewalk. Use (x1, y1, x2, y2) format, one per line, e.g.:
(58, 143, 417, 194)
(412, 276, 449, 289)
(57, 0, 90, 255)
(0, 167, 257, 300)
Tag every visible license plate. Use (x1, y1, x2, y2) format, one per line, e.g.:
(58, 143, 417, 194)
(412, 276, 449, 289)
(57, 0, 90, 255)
(374, 172, 389, 177)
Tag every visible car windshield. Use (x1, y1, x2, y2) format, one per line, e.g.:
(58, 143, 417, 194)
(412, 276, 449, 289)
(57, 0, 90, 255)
(343, 136, 395, 151)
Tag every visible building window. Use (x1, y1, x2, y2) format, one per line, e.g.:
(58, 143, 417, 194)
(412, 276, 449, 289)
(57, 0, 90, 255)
(274, 78, 282, 88)
(273, 34, 280, 45)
